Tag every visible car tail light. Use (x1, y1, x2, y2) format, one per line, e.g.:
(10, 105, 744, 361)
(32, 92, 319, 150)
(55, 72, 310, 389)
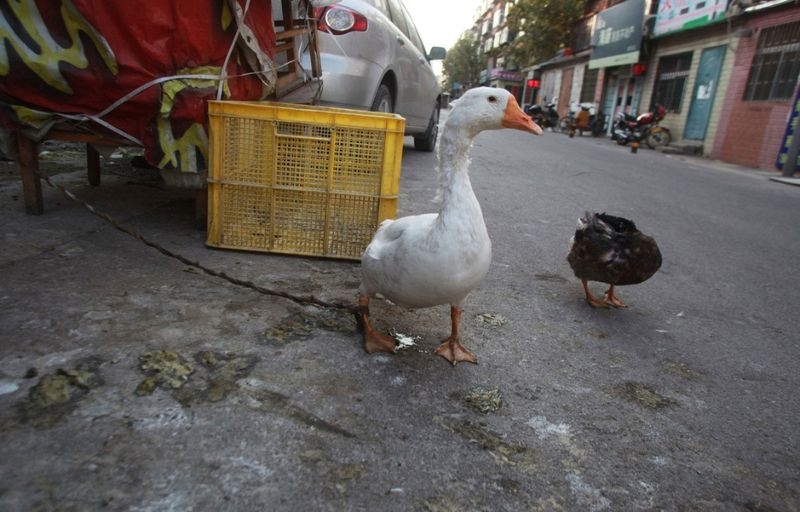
(314, 6, 368, 34)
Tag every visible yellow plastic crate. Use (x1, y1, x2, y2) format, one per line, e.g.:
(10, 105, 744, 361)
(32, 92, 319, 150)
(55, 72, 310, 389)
(206, 101, 405, 260)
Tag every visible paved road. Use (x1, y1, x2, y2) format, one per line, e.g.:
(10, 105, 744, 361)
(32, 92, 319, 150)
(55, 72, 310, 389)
(0, 124, 798, 511)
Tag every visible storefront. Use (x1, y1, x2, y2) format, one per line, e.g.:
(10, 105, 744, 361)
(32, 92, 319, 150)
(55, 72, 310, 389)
(588, 0, 647, 135)
(637, 0, 735, 152)
(712, 2, 800, 171)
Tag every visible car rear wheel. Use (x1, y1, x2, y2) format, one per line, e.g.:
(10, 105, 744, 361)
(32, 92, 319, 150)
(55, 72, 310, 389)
(370, 84, 393, 113)
(414, 104, 439, 152)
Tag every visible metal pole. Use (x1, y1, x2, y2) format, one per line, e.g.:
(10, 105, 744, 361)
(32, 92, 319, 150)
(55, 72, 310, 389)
(522, 80, 527, 109)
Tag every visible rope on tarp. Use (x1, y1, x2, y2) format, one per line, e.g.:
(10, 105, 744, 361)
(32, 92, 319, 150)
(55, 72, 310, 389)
(218, 0, 251, 100)
(34, 170, 359, 314)
(42, 0, 315, 146)
(49, 58, 306, 146)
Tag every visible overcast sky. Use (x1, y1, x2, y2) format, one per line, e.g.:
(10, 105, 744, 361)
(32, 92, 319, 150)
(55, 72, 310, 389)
(402, 0, 483, 51)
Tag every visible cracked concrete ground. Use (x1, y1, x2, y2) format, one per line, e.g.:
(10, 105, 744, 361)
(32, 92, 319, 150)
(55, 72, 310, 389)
(1, 133, 798, 511)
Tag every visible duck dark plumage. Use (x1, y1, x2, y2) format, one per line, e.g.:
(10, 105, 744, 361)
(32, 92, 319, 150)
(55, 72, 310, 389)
(567, 212, 662, 308)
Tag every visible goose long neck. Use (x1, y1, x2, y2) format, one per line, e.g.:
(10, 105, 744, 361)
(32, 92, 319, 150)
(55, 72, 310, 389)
(437, 124, 483, 224)
(439, 123, 473, 178)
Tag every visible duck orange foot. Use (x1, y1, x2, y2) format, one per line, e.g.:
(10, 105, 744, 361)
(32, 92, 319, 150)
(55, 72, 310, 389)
(582, 280, 609, 308)
(586, 294, 609, 308)
(603, 285, 628, 308)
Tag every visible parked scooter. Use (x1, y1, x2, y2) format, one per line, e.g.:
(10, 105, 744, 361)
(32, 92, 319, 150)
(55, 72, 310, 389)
(611, 104, 671, 149)
(567, 102, 605, 137)
(526, 102, 560, 131)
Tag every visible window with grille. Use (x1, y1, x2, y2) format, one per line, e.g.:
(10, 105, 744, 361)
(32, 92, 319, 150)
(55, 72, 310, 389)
(580, 68, 599, 103)
(652, 52, 692, 112)
(744, 21, 800, 101)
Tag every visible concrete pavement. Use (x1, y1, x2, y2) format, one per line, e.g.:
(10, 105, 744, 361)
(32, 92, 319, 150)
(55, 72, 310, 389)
(1, 134, 798, 511)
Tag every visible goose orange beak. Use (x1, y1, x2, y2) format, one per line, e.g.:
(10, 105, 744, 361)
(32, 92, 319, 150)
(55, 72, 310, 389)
(502, 95, 543, 135)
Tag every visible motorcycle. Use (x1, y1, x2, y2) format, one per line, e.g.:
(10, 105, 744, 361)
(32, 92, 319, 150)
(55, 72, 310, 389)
(611, 104, 672, 149)
(526, 102, 560, 131)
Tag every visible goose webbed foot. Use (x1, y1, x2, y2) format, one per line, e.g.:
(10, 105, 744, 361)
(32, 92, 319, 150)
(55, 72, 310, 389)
(435, 337, 478, 365)
(434, 306, 477, 365)
(358, 295, 397, 354)
(603, 285, 628, 308)
(364, 330, 398, 354)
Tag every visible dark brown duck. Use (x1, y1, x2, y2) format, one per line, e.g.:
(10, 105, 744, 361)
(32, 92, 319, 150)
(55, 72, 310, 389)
(567, 212, 662, 308)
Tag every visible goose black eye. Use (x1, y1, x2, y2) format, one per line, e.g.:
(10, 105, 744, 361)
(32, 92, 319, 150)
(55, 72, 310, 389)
(488, 96, 497, 103)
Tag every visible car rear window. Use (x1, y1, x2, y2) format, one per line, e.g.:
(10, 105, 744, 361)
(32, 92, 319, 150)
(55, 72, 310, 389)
(399, 2, 427, 55)
(365, 0, 429, 57)
(386, 0, 410, 39)
(386, 0, 426, 55)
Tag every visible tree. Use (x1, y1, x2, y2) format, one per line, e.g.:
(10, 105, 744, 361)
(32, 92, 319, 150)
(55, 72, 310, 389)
(507, 0, 585, 67)
(442, 35, 482, 95)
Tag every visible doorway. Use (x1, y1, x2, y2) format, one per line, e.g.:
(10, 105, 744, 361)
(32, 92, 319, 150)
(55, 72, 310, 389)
(684, 45, 726, 140)
(602, 70, 635, 135)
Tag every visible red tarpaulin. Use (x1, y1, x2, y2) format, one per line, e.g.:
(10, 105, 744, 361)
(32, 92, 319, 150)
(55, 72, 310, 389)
(0, 0, 279, 173)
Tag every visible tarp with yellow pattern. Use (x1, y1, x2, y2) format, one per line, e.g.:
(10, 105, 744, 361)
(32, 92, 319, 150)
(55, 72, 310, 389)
(0, 0, 278, 173)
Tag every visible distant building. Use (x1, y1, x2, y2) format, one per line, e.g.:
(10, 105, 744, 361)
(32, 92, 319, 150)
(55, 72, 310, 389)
(518, 0, 799, 173)
(471, 0, 526, 101)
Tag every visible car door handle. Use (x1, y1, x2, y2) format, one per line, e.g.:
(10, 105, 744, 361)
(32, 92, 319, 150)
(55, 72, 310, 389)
(396, 36, 405, 46)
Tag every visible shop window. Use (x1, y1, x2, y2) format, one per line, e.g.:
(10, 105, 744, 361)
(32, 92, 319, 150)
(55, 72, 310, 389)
(652, 52, 692, 112)
(744, 21, 800, 101)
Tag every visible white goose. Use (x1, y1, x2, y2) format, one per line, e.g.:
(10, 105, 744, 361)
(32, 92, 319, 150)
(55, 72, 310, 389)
(357, 87, 542, 365)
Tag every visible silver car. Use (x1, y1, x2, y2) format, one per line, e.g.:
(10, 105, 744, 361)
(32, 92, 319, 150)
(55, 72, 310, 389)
(305, 0, 446, 151)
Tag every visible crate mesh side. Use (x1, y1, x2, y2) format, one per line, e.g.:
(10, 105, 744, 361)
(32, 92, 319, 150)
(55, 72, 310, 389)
(332, 128, 385, 195)
(218, 184, 272, 249)
(275, 122, 330, 190)
(276, 122, 331, 139)
(327, 193, 381, 257)
(271, 190, 327, 255)
(209, 104, 401, 259)
(221, 117, 274, 185)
